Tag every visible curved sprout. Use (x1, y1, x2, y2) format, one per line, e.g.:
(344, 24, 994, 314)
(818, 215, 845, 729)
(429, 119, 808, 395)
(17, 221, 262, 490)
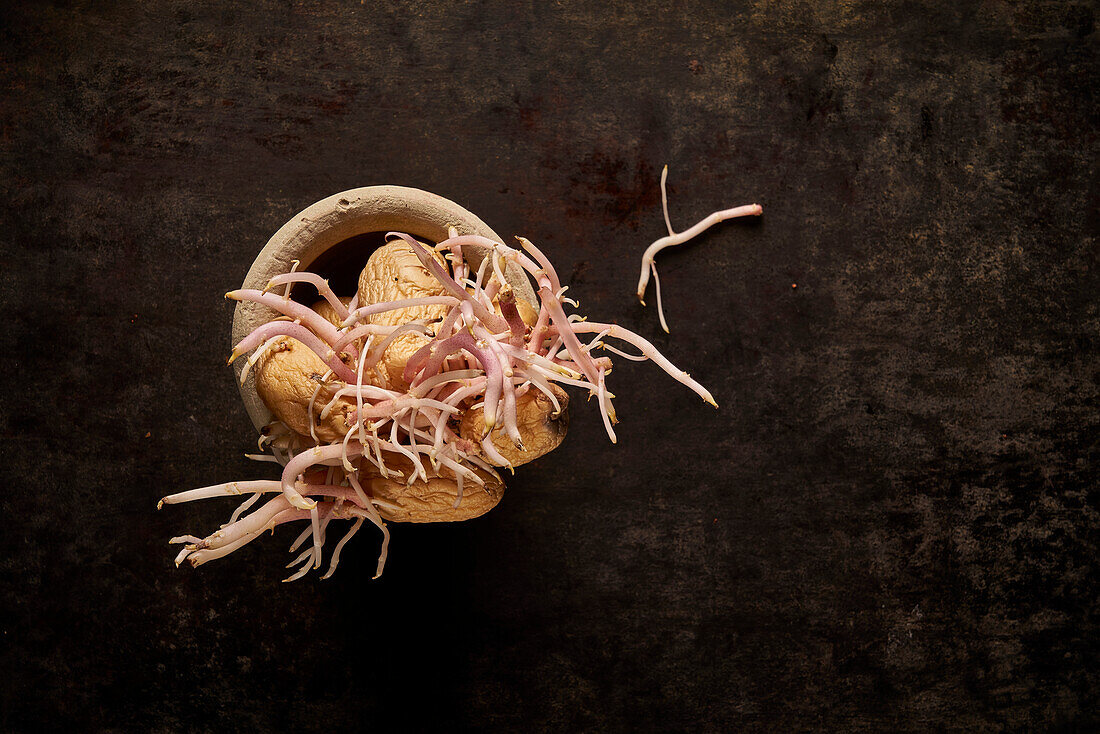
(636, 165, 762, 332)
(264, 272, 349, 320)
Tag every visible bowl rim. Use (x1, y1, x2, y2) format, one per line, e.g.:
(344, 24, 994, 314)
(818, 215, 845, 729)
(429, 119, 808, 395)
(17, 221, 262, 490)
(231, 185, 535, 432)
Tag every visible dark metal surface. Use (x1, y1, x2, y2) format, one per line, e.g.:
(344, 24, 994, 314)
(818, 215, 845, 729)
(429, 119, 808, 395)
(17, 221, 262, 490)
(1, 1, 1097, 730)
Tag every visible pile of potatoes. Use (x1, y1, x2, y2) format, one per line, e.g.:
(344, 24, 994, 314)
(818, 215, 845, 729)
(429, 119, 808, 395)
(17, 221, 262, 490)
(252, 238, 568, 523)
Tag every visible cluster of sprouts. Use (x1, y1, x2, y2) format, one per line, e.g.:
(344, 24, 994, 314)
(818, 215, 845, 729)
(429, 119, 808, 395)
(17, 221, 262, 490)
(161, 229, 717, 581)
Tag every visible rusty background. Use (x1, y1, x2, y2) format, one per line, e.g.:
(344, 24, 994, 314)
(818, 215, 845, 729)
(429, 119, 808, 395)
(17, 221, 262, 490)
(1, 1, 1097, 731)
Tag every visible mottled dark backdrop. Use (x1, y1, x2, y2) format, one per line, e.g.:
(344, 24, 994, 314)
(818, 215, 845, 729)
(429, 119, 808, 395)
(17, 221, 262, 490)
(1, 1, 1096, 731)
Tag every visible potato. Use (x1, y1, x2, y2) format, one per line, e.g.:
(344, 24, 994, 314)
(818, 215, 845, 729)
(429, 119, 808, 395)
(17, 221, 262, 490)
(365, 459, 505, 523)
(459, 383, 569, 467)
(311, 296, 352, 328)
(357, 239, 450, 390)
(253, 335, 353, 442)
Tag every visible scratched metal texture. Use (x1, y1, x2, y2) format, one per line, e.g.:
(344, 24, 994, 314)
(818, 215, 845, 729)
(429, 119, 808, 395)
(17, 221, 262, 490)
(1, 1, 1097, 731)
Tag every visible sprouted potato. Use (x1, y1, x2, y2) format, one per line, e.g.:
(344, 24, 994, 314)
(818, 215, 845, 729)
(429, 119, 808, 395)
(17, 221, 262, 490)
(163, 177, 756, 582)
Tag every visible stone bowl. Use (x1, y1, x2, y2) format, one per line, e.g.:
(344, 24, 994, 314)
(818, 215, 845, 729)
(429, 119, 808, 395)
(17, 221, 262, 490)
(231, 185, 535, 432)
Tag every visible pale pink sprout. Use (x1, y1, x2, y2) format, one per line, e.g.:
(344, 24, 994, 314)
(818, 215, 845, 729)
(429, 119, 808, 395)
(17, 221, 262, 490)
(280, 443, 364, 510)
(388, 419, 427, 484)
(528, 304, 552, 356)
(158, 480, 281, 509)
(348, 472, 390, 579)
(307, 369, 335, 443)
(388, 232, 508, 333)
(354, 330, 371, 448)
(405, 403, 423, 477)
(410, 368, 482, 397)
(166, 215, 722, 580)
(352, 322, 434, 372)
(166, 481, 394, 575)
(556, 355, 613, 375)
(320, 383, 400, 419)
(515, 370, 562, 415)
(264, 272, 349, 320)
(227, 289, 358, 358)
(515, 236, 561, 293)
(596, 367, 617, 444)
(554, 321, 717, 407)
(537, 286, 601, 385)
(229, 320, 357, 383)
(465, 255, 492, 297)
(480, 434, 512, 469)
(244, 453, 282, 463)
(290, 509, 323, 555)
(283, 259, 300, 298)
(491, 253, 510, 298)
(238, 334, 285, 386)
(445, 227, 468, 284)
(331, 322, 421, 355)
(636, 164, 762, 333)
(228, 493, 261, 524)
(598, 342, 648, 362)
(453, 473, 465, 509)
(342, 296, 460, 328)
(322, 516, 365, 580)
(497, 351, 523, 449)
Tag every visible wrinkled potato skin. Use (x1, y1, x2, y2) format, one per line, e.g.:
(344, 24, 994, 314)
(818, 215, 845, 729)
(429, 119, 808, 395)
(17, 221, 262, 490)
(365, 460, 505, 522)
(254, 336, 352, 441)
(459, 383, 569, 467)
(311, 297, 352, 328)
(358, 241, 539, 389)
(358, 240, 449, 389)
(359, 240, 450, 322)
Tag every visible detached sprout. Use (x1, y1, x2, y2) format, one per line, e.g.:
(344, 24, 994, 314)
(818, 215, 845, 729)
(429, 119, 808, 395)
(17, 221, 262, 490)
(636, 165, 762, 332)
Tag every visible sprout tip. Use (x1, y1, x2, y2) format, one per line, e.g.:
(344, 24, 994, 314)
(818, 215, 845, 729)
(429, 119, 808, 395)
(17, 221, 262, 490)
(290, 496, 317, 511)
